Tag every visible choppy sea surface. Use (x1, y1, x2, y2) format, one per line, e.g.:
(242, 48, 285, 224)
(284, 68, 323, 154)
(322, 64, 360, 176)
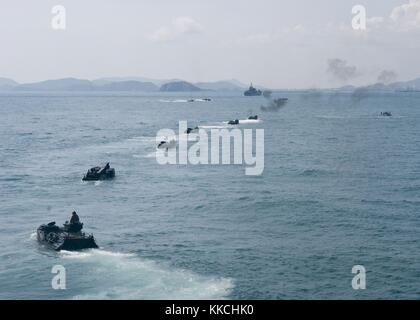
(1, 91, 420, 299)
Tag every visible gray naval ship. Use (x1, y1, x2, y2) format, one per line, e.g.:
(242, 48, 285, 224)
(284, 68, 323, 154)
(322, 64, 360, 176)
(244, 83, 262, 96)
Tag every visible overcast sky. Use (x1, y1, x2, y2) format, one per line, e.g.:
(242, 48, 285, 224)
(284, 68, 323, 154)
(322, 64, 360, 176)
(1, 0, 420, 88)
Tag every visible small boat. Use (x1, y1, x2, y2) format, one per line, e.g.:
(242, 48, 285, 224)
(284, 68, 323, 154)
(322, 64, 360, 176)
(187, 99, 195, 102)
(380, 112, 392, 117)
(82, 163, 115, 181)
(37, 221, 98, 251)
(203, 98, 212, 101)
(248, 115, 258, 120)
(228, 119, 239, 125)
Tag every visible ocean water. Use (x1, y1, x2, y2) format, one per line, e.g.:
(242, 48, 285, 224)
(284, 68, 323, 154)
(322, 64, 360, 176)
(1, 91, 420, 299)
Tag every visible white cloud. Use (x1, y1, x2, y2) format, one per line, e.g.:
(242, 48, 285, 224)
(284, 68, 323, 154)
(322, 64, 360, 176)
(389, 0, 420, 30)
(328, 1, 420, 34)
(148, 26, 173, 42)
(362, 0, 420, 32)
(173, 16, 203, 34)
(148, 16, 203, 42)
(291, 24, 305, 33)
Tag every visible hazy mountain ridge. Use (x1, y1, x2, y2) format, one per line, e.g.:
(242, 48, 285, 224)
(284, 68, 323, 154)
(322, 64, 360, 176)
(0, 77, 247, 92)
(0, 77, 18, 86)
(96, 80, 159, 92)
(14, 78, 93, 91)
(194, 80, 245, 91)
(336, 77, 420, 92)
(93, 77, 183, 87)
(3, 76, 420, 92)
(160, 81, 202, 92)
(0, 77, 19, 90)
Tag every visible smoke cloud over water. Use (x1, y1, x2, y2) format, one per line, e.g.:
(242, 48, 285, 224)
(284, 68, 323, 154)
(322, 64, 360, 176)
(327, 59, 358, 83)
(260, 90, 288, 112)
(377, 70, 398, 84)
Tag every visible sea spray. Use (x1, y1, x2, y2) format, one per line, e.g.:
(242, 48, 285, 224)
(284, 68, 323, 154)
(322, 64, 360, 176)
(156, 121, 264, 175)
(60, 250, 233, 300)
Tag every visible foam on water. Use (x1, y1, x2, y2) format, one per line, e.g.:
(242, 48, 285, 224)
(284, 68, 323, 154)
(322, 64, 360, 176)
(238, 119, 261, 124)
(159, 99, 189, 103)
(220, 119, 261, 125)
(59, 250, 233, 300)
(193, 99, 211, 102)
(60, 249, 135, 259)
(200, 124, 229, 129)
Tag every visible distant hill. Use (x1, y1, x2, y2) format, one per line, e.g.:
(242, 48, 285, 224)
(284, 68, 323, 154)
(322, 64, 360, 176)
(0, 76, 264, 92)
(160, 81, 202, 92)
(390, 77, 420, 91)
(337, 77, 420, 92)
(15, 78, 93, 91)
(0, 77, 18, 90)
(18, 75, 420, 93)
(93, 77, 182, 87)
(194, 80, 244, 91)
(335, 85, 356, 92)
(227, 79, 248, 88)
(0, 77, 18, 86)
(11, 78, 160, 92)
(95, 80, 159, 91)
